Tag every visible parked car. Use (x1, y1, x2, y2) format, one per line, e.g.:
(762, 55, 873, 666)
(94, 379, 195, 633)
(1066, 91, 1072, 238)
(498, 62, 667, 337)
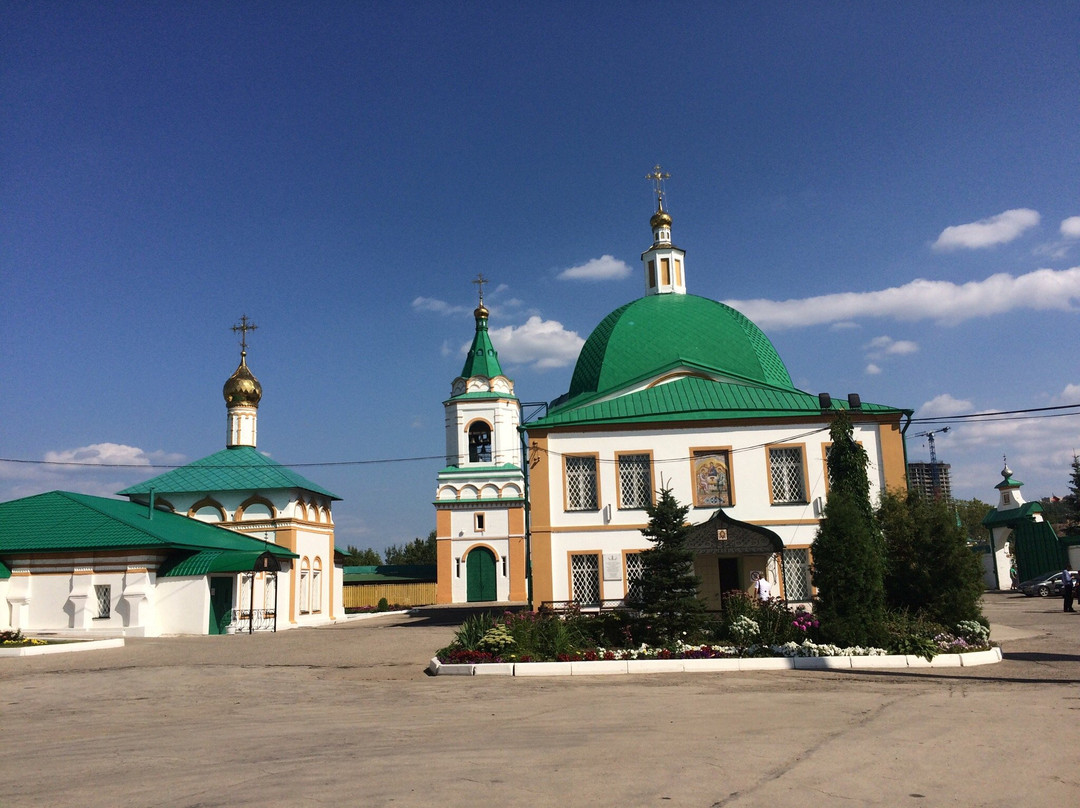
(1018, 570, 1079, 597)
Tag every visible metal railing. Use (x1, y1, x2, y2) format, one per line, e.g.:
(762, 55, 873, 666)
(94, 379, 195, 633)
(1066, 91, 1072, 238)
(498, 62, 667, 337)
(228, 608, 278, 633)
(539, 599, 637, 614)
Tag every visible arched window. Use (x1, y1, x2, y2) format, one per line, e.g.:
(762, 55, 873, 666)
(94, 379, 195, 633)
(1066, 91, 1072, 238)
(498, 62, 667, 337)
(468, 421, 492, 463)
(312, 558, 322, 613)
(299, 558, 310, 615)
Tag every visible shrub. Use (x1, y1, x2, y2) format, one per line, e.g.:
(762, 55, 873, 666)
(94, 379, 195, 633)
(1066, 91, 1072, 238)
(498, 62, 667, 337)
(882, 609, 947, 660)
(376, 597, 389, 612)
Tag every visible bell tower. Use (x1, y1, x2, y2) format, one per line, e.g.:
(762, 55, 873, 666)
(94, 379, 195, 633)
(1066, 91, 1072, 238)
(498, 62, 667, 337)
(434, 276, 527, 604)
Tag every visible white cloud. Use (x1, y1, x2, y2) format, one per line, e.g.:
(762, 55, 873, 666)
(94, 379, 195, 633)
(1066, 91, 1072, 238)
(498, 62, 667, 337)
(1052, 383, 1080, 404)
(0, 443, 188, 504)
(557, 255, 632, 281)
(931, 208, 1040, 251)
(1061, 217, 1080, 239)
(725, 267, 1080, 330)
(486, 316, 585, 369)
(865, 363, 881, 375)
(411, 297, 470, 316)
(829, 321, 860, 331)
(918, 394, 974, 417)
(864, 336, 918, 356)
(43, 443, 185, 467)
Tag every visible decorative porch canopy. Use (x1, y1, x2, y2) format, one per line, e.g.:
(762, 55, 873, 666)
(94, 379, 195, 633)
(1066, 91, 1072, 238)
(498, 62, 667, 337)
(684, 509, 784, 556)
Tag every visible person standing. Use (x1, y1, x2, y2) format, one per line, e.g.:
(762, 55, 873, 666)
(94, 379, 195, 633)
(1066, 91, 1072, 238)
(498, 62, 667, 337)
(754, 572, 772, 601)
(1063, 568, 1076, 613)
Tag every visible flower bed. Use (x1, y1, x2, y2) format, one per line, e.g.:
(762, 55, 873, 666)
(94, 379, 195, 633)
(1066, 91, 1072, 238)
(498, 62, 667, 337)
(435, 596, 994, 668)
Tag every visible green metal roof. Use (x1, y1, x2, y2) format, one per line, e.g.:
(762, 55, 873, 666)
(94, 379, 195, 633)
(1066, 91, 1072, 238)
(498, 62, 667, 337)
(158, 549, 294, 578)
(437, 463, 522, 477)
(0, 559, 10, 579)
(117, 445, 339, 500)
(342, 564, 437, 583)
(0, 491, 301, 556)
(567, 294, 794, 401)
(981, 501, 1043, 528)
(529, 374, 906, 430)
(458, 310, 505, 382)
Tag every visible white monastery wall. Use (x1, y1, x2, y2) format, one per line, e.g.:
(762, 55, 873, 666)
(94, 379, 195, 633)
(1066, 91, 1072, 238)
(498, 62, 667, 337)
(543, 421, 886, 538)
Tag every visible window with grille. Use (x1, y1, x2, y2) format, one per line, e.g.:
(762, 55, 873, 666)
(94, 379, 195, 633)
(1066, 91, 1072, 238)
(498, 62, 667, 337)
(565, 456, 598, 511)
(625, 552, 646, 601)
(692, 449, 732, 507)
(769, 447, 807, 503)
(782, 549, 812, 600)
(571, 554, 601, 605)
(94, 585, 111, 619)
(618, 454, 652, 509)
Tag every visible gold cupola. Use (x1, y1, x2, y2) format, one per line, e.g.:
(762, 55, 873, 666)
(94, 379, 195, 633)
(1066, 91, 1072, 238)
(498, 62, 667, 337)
(224, 315, 261, 448)
(642, 165, 686, 296)
(223, 352, 262, 408)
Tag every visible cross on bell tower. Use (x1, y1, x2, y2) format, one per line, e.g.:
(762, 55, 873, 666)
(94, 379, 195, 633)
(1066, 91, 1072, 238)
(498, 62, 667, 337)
(232, 314, 258, 358)
(641, 164, 686, 296)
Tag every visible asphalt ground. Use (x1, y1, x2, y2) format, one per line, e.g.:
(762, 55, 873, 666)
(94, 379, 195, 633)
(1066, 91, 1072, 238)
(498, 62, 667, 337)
(1, 593, 1078, 808)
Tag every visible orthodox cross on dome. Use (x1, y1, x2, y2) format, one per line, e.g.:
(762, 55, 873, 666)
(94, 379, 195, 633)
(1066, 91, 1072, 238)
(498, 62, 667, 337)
(472, 273, 489, 306)
(645, 164, 671, 209)
(231, 314, 258, 356)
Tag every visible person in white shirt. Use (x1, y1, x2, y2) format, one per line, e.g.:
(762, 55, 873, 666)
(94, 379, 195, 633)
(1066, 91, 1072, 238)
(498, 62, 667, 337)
(754, 573, 772, 601)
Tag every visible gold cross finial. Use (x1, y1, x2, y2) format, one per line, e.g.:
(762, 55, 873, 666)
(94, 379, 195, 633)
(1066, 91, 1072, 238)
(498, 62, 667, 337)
(472, 273, 488, 306)
(231, 314, 258, 356)
(646, 164, 671, 208)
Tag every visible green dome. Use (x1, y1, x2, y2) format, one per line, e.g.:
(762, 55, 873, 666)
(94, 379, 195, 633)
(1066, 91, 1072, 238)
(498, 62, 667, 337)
(567, 294, 794, 400)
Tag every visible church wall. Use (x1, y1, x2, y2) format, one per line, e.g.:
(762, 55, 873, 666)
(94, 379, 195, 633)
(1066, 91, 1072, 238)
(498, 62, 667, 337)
(156, 577, 212, 635)
(445, 537, 513, 602)
(529, 417, 896, 604)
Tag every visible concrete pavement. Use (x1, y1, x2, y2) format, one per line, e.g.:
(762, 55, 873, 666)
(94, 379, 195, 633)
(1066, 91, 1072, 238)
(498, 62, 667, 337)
(1, 593, 1077, 807)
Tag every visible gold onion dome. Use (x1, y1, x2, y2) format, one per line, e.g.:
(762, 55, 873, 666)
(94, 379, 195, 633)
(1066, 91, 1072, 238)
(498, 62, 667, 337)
(223, 353, 262, 407)
(474, 303, 489, 320)
(650, 205, 672, 229)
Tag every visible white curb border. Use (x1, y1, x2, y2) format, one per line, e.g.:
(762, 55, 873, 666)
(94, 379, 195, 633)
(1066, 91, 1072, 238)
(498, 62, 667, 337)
(0, 638, 125, 658)
(428, 646, 1002, 676)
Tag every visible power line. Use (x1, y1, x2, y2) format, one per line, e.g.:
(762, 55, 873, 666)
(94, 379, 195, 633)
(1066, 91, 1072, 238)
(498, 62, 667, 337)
(2, 402, 1076, 471)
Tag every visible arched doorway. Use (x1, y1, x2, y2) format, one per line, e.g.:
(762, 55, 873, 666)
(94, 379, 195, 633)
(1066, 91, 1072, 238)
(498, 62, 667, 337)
(466, 547, 497, 602)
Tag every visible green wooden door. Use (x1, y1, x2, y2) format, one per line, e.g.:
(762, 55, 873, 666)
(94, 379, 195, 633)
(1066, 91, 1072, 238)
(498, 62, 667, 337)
(466, 548, 497, 602)
(209, 576, 234, 635)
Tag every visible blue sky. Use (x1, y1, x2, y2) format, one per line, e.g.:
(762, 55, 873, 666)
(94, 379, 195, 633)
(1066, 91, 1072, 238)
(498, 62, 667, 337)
(3, 2, 1078, 552)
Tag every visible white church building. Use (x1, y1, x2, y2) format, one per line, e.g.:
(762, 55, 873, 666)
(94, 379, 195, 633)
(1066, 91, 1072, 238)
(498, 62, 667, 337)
(435, 180, 910, 607)
(1, 323, 344, 635)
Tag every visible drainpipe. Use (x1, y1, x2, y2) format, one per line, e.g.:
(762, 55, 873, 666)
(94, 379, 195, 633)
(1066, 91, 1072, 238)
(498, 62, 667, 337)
(519, 424, 533, 610)
(148, 487, 155, 520)
(900, 411, 914, 492)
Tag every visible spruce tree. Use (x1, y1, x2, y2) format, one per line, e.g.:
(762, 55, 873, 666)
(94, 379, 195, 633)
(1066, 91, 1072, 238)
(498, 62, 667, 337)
(879, 490, 985, 626)
(631, 487, 704, 643)
(811, 411, 887, 647)
(1063, 454, 1080, 536)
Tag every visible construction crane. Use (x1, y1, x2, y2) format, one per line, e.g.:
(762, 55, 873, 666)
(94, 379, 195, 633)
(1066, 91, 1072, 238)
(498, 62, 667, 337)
(913, 427, 950, 498)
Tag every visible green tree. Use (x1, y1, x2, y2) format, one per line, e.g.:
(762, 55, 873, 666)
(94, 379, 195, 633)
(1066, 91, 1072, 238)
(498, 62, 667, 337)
(629, 487, 704, 643)
(1062, 454, 1080, 535)
(953, 498, 993, 544)
(811, 411, 887, 647)
(342, 545, 382, 566)
(878, 490, 985, 626)
(384, 530, 437, 565)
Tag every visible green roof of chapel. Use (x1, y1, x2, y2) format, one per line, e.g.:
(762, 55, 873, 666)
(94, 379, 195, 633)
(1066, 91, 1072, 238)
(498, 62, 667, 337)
(529, 374, 904, 429)
(117, 446, 339, 500)
(458, 309, 505, 381)
(0, 491, 299, 557)
(567, 294, 795, 400)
